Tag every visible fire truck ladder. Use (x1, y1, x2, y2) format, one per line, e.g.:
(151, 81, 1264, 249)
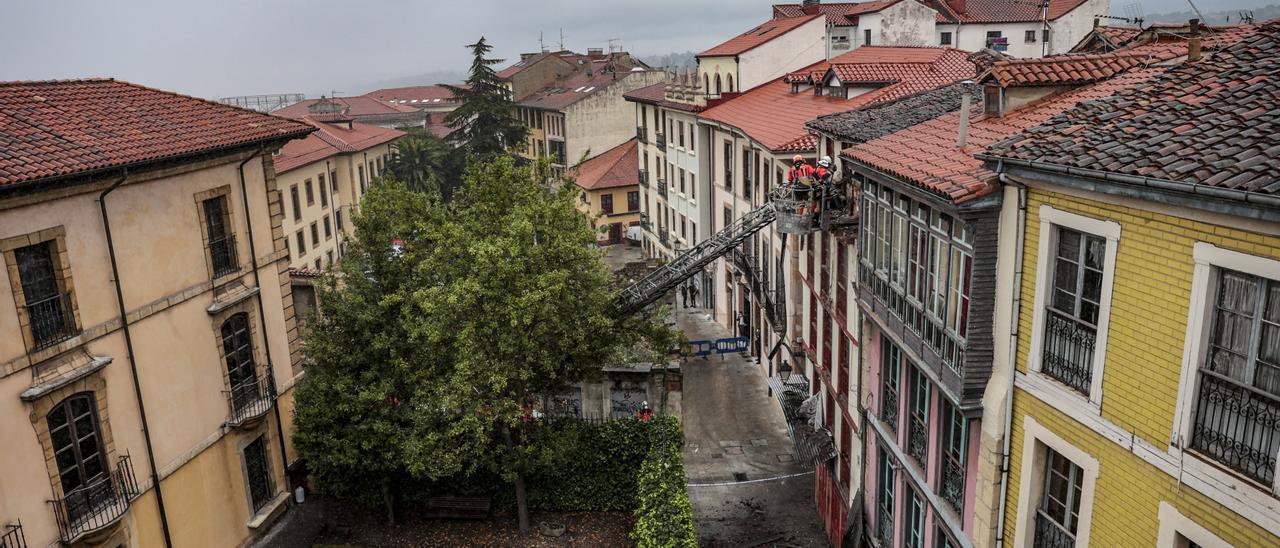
(727, 247, 787, 336)
(610, 203, 776, 316)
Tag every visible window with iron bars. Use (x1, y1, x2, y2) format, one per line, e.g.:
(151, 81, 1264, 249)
(1189, 269, 1280, 486)
(877, 447, 895, 547)
(1041, 226, 1104, 396)
(1035, 447, 1084, 548)
(939, 397, 966, 514)
(881, 337, 901, 430)
(858, 177, 971, 371)
(907, 365, 930, 467)
(15, 240, 77, 350)
(203, 195, 238, 278)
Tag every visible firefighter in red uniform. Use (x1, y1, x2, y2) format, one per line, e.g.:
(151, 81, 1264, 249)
(787, 154, 815, 186)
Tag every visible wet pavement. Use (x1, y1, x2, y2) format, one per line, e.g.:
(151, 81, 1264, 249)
(675, 309, 830, 547)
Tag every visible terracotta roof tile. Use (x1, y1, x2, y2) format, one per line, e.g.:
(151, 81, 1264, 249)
(698, 15, 821, 57)
(923, 0, 1090, 24)
(984, 21, 1280, 197)
(773, 2, 896, 25)
(622, 83, 706, 113)
(808, 82, 979, 143)
(847, 67, 1169, 203)
(0, 78, 313, 188)
(699, 47, 975, 152)
(366, 85, 459, 106)
(518, 56, 655, 111)
(272, 95, 418, 119)
(274, 118, 406, 174)
(571, 138, 638, 191)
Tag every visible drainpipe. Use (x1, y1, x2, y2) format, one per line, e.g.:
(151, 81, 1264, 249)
(99, 170, 174, 548)
(993, 170, 1027, 548)
(237, 150, 293, 486)
(326, 158, 342, 259)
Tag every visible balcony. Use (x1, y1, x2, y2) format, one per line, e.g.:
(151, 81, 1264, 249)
(2, 521, 27, 548)
(659, 232, 670, 246)
(656, 179, 668, 200)
(655, 132, 667, 149)
(940, 452, 965, 513)
(1189, 371, 1280, 485)
(638, 169, 648, 187)
(1033, 510, 1076, 548)
(50, 454, 139, 545)
(26, 292, 77, 351)
(907, 412, 928, 466)
(209, 233, 239, 278)
(1040, 308, 1096, 395)
(226, 372, 276, 428)
(636, 126, 647, 143)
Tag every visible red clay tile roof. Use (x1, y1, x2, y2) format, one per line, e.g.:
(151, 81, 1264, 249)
(847, 67, 1169, 203)
(366, 85, 459, 106)
(984, 21, 1280, 198)
(496, 51, 576, 79)
(274, 118, 405, 174)
(571, 138, 638, 191)
(772, 1, 901, 25)
(272, 95, 418, 119)
(518, 57, 655, 111)
(0, 78, 313, 188)
(924, 0, 1090, 24)
(700, 46, 975, 152)
(698, 15, 821, 58)
(622, 82, 706, 113)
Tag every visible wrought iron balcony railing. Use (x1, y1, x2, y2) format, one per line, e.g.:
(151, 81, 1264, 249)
(655, 132, 667, 149)
(636, 126, 647, 143)
(659, 232, 670, 246)
(638, 169, 648, 187)
(1033, 509, 1076, 548)
(2, 521, 27, 548)
(26, 292, 77, 351)
(50, 454, 139, 544)
(877, 506, 893, 547)
(907, 413, 928, 466)
(209, 233, 239, 278)
(940, 454, 965, 513)
(1040, 308, 1096, 395)
(226, 372, 276, 427)
(880, 386, 898, 432)
(1189, 370, 1280, 485)
(657, 179, 668, 200)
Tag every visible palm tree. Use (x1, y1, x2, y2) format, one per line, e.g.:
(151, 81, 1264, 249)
(388, 132, 460, 195)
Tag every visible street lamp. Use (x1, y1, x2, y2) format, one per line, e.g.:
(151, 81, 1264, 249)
(779, 360, 792, 382)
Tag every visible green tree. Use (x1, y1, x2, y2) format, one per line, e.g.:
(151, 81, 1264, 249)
(444, 37, 529, 157)
(387, 130, 464, 196)
(294, 158, 666, 533)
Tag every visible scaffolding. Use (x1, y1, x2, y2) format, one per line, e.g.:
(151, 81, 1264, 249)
(218, 93, 306, 113)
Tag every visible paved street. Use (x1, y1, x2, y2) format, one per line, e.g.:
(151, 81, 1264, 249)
(676, 309, 829, 547)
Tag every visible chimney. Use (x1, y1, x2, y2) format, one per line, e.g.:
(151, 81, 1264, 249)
(802, 0, 820, 15)
(588, 47, 604, 56)
(957, 82, 974, 148)
(1187, 18, 1202, 61)
(947, 0, 967, 14)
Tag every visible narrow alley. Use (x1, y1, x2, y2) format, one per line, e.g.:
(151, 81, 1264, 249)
(675, 309, 829, 547)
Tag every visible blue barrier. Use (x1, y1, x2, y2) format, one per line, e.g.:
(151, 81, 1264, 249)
(715, 336, 750, 354)
(685, 340, 714, 358)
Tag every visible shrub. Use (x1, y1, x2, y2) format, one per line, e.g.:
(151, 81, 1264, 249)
(631, 416, 697, 547)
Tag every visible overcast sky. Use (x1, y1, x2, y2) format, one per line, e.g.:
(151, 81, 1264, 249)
(1, 0, 1271, 99)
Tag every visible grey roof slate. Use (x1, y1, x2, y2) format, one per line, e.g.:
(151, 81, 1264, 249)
(806, 82, 980, 144)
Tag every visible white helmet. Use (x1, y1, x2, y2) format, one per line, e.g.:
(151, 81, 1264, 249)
(818, 155, 832, 168)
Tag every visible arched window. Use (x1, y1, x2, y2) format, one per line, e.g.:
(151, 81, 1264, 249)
(221, 313, 258, 412)
(727, 74, 735, 93)
(715, 74, 723, 95)
(48, 393, 107, 497)
(703, 74, 710, 93)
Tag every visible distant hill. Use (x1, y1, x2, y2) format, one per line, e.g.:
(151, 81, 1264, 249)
(342, 70, 468, 97)
(1144, 3, 1279, 24)
(640, 51, 697, 71)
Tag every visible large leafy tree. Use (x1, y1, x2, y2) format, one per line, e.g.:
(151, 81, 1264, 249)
(294, 158, 663, 532)
(444, 37, 529, 156)
(387, 130, 464, 197)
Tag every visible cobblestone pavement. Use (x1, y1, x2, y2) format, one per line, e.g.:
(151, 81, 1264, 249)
(676, 309, 830, 547)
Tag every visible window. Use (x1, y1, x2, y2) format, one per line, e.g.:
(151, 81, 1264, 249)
(202, 195, 238, 277)
(1188, 269, 1280, 485)
(358, 165, 366, 193)
(323, 215, 332, 239)
(1034, 448, 1084, 547)
(330, 170, 338, 192)
(295, 231, 306, 256)
(936, 526, 960, 548)
(48, 393, 108, 507)
(336, 210, 343, 232)
(865, 29, 872, 46)
(1026, 30, 1038, 43)
(726, 74, 734, 93)
(678, 121, 685, 148)
(244, 435, 275, 512)
(907, 365, 930, 466)
(290, 185, 301, 221)
(601, 194, 614, 215)
(723, 141, 733, 191)
(1044, 29, 1051, 42)
(877, 447, 896, 546)
(715, 74, 722, 95)
(678, 168, 686, 194)
(941, 31, 953, 45)
(221, 313, 260, 414)
(627, 191, 640, 212)
(690, 173, 697, 200)
(905, 487, 925, 548)
(880, 338, 901, 430)
(304, 179, 315, 205)
(319, 175, 329, 208)
(326, 250, 334, 266)
(1042, 227, 1105, 395)
(939, 398, 966, 513)
(16, 240, 76, 349)
(310, 222, 320, 247)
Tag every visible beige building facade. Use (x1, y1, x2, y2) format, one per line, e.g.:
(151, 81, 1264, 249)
(0, 79, 312, 548)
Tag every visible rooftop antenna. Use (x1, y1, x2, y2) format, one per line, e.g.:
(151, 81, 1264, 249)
(539, 31, 546, 53)
(607, 38, 622, 53)
(1239, 10, 1255, 24)
(559, 28, 565, 52)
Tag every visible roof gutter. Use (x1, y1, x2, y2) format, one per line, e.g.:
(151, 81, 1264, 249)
(99, 170, 174, 548)
(980, 154, 1280, 219)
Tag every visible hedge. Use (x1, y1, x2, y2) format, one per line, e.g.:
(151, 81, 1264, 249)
(631, 416, 698, 547)
(523, 416, 655, 511)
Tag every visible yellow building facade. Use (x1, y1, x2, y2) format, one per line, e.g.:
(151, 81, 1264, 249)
(997, 186, 1280, 547)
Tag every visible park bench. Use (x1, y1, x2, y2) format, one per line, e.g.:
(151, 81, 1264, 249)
(423, 495, 491, 519)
